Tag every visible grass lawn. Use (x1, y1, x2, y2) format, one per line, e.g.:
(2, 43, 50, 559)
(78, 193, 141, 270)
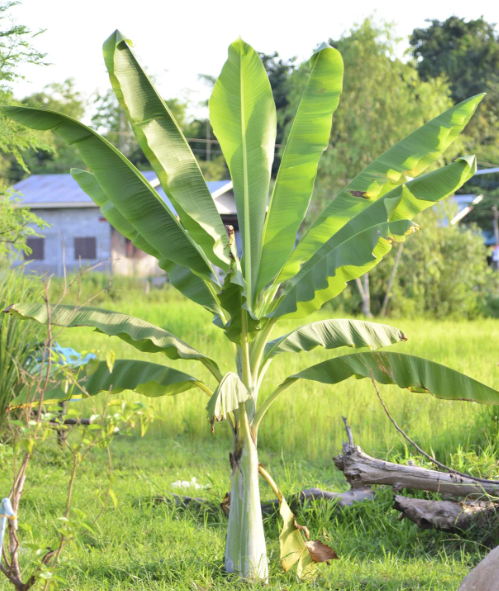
(2, 289, 499, 590)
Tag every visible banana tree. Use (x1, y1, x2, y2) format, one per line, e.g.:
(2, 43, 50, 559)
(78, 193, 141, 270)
(2, 32, 499, 583)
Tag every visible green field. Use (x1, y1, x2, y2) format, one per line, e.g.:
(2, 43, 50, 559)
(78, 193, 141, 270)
(3, 291, 499, 590)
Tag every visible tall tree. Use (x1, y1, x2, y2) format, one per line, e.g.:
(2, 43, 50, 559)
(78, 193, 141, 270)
(410, 17, 499, 165)
(0, 0, 49, 183)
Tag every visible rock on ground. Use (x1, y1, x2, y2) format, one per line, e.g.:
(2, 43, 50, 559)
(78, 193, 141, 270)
(459, 545, 499, 591)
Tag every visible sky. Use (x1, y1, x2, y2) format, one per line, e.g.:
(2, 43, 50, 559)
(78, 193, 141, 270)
(9, 0, 499, 119)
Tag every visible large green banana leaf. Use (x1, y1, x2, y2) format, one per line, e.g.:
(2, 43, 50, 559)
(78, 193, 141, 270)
(103, 31, 229, 270)
(269, 218, 416, 319)
(284, 352, 499, 404)
(268, 156, 476, 319)
(11, 360, 207, 407)
(279, 94, 484, 282)
(0, 105, 214, 281)
(71, 168, 161, 260)
(71, 169, 222, 315)
(4, 303, 221, 379)
(264, 319, 406, 362)
(256, 43, 343, 292)
(210, 39, 276, 305)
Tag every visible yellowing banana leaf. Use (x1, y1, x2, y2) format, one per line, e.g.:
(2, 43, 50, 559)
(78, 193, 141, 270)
(0, 105, 214, 281)
(284, 351, 499, 404)
(258, 465, 337, 580)
(103, 31, 229, 270)
(264, 319, 407, 362)
(210, 39, 276, 305)
(280, 95, 484, 282)
(4, 303, 221, 379)
(257, 43, 343, 292)
(11, 360, 206, 407)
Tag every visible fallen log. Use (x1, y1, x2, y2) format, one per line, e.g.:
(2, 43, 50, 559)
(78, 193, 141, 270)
(393, 494, 499, 531)
(146, 486, 374, 515)
(334, 443, 499, 499)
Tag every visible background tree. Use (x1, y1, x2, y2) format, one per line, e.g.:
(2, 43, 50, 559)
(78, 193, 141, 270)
(336, 204, 492, 319)
(4, 78, 87, 180)
(0, 0, 49, 183)
(410, 16, 499, 166)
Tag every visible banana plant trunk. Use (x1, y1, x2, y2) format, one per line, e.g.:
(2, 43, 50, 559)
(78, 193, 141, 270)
(224, 405, 268, 581)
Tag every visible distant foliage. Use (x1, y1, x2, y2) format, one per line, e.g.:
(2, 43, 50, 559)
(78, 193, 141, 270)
(0, 1, 50, 181)
(0, 190, 47, 261)
(335, 206, 491, 319)
(0, 269, 44, 423)
(410, 16, 499, 165)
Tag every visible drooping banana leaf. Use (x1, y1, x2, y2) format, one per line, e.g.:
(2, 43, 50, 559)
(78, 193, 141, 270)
(256, 43, 343, 292)
(268, 218, 417, 319)
(71, 169, 222, 315)
(206, 372, 250, 423)
(0, 105, 215, 281)
(11, 360, 208, 407)
(258, 465, 336, 580)
(4, 303, 221, 379)
(103, 31, 229, 270)
(210, 39, 277, 305)
(284, 351, 499, 404)
(264, 319, 407, 362)
(267, 156, 476, 319)
(279, 94, 484, 282)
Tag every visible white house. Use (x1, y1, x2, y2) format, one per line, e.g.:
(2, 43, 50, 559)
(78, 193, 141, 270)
(11, 173, 238, 277)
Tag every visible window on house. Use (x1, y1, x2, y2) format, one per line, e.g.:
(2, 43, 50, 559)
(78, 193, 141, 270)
(24, 238, 45, 260)
(74, 237, 97, 260)
(124, 237, 144, 259)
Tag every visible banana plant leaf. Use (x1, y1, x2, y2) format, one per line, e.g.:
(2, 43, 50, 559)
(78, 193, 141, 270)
(210, 39, 276, 305)
(268, 155, 476, 319)
(283, 351, 499, 404)
(103, 31, 229, 270)
(264, 319, 407, 362)
(206, 372, 250, 423)
(279, 95, 484, 282)
(213, 257, 261, 343)
(0, 105, 215, 281)
(11, 359, 207, 407)
(268, 219, 416, 319)
(71, 169, 222, 315)
(257, 43, 343, 292)
(4, 303, 221, 379)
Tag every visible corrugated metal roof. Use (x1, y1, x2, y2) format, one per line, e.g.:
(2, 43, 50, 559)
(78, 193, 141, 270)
(12, 173, 234, 213)
(474, 167, 499, 176)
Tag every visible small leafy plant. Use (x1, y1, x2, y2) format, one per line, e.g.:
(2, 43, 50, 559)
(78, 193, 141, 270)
(0, 349, 153, 591)
(2, 33, 499, 582)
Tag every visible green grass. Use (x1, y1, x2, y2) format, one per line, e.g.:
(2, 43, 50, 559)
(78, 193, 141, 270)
(3, 288, 499, 590)
(0, 434, 493, 590)
(57, 289, 499, 462)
